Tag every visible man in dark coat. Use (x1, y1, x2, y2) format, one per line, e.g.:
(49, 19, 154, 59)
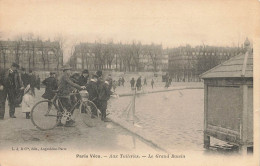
(42, 72, 58, 110)
(136, 76, 142, 91)
(77, 69, 89, 86)
(86, 74, 99, 116)
(130, 77, 135, 90)
(96, 70, 112, 122)
(0, 63, 24, 119)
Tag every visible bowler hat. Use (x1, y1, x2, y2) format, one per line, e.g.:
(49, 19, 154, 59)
(12, 62, 20, 68)
(61, 65, 72, 71)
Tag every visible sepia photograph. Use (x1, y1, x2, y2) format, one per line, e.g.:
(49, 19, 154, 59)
(0, 0, 259, 165)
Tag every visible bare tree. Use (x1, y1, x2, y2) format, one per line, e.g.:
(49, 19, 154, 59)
(54, 34, 66, 71)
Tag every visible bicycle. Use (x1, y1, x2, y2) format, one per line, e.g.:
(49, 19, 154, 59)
(30, 90, 100, 130)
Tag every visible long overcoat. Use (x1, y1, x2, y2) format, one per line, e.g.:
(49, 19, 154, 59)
(42, 77, 58, 100)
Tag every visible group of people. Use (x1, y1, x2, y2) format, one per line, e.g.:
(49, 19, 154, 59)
(41, 65, 113, 127)
(130, 76, 155, 90)
(0, 63, 40, 120)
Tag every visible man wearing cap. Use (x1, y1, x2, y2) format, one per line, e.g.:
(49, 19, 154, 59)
(78, 69, 89, 86)
(42, 72, 58, 111)
(96, 70, 112, 122)
(58, 65, 86, 126)
(0, 62, 24, 119)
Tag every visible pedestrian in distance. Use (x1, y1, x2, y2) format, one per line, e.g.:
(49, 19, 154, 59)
(118, 77, 121, 86)
(0, 62, 24, 119)
(144, 78, 147, 86)
(121, 77, 125, 87)
(136, 76, 142, 91)
(130, 77, 135, 90)
(22, 84, 34, 119)
(42, 72, 58, 111)
(112, 80, 117, 92)
(151, 79, 154, 89)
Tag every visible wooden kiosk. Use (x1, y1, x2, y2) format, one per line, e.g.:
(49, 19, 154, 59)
(200, 39, 253, 153)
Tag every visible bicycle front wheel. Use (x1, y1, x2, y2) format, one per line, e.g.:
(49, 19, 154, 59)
(79, 100, 99, 127)
(31, 100, 60, 130)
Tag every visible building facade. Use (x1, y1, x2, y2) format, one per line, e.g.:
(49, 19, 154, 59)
(0, 40, 63, 71)
(69, 42, 165, 72)
(168, 45, 245, 81)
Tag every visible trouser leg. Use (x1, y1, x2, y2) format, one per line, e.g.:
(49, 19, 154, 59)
(7, 90, 16, 117)
(99, 101, 107, 120)
(60, 98, 72, 113)
(0, 89, 7, 119)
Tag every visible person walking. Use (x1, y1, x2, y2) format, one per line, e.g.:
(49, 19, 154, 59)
(121, 77, 125, 87)
(57, 65, 86, 127)
(130, 77, 135, 90)
(96, 70, 112, 122)
(136, 76, 142, 91)
(151, 79, 154, 89)
(118, 77, 121, 86)
(42, 72, 58, 111)
(112, 80, 117, 92)
(144, 78, 147, 86)
(0, 63, 24, 119)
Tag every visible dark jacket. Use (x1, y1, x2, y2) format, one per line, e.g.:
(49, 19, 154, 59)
(97, 78, 112, 101)
(130, 79, 135, 87)
(78, 75, 89, 86)
(58, 74, 81, 96)
(86, 79, 98, 102)
(42, 77, 58, 100)
(136, 77, 142, 87)
(0, 69, 23, 90)
(21, 73, 30, 87)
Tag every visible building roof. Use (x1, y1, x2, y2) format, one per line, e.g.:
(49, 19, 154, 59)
(200, 50, 253, 79)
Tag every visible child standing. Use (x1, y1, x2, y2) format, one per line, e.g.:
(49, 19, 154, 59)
(22, 85, 34, 119)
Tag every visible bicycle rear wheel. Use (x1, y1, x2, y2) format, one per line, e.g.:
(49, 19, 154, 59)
(79, 100, 99, 127)
(31, 100, 60, 130)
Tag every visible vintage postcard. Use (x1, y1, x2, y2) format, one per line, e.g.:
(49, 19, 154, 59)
(0, 0, 259, 165)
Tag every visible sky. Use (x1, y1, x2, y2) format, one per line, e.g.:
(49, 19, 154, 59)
(0, 0, 259, 62)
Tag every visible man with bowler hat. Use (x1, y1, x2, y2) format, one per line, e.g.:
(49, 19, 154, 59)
(0, 62, 24, 119)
